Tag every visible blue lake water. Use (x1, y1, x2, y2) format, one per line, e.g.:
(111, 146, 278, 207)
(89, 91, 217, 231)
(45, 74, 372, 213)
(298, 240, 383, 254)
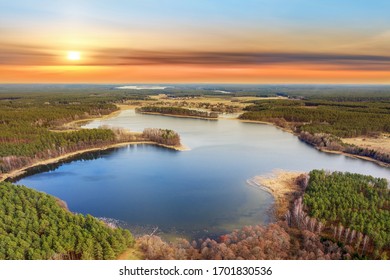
(16, 110, 390, 238)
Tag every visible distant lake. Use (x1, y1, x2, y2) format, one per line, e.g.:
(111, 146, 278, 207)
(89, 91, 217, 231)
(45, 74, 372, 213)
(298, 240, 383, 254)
(16, 110, 390, 239)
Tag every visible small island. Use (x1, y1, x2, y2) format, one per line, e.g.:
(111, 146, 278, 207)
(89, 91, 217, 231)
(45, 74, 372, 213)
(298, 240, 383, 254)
(0, 85, 389, 261)
(136, 106, 219, 119)
(142, 128, 181, 146)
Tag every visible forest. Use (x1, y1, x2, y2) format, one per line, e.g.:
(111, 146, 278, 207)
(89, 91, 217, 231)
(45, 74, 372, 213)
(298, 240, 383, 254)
(2, 84, 390, 101)
(240, 99, 390, 137)
(136, 223, 344, 260)
(0, 88, 184, 260)
(298, 132, 390, 164)
(239, 98, 390, 164)
(1, 170, 387, 260)
(303, 170, 389, 252)
(0, 85, 389, 260)
(136, 170, 389, 260)
(0, 182, 134, 260)
(0, 90, 182, 174)
(142, 128, 181, 146)
(136, 106, 219, 118)
(0, 90, 127, 174)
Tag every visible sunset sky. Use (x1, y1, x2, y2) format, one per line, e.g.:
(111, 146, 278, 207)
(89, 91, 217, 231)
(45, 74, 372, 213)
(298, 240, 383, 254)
(1, 0, 390, 84)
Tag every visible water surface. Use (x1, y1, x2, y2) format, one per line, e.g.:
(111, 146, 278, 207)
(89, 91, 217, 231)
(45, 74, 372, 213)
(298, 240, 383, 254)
(16, 110, 390, 238)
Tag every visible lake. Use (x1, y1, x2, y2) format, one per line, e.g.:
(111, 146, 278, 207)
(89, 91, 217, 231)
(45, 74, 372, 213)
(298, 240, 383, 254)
(15, 110, 390, 239)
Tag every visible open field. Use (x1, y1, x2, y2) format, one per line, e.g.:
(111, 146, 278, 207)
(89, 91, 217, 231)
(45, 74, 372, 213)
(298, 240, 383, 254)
(342, 134, 390, 155)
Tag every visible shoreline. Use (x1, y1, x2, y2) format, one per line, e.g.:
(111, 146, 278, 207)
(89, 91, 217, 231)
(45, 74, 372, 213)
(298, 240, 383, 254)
(2, 103, 387, 183)
(0, 141, 188, 182)
(65, 104, 138, 128)
(247, 170, 303, 218)
(316, 147, 389, 168)
(65, 109, 121, 128)
(238, 119, 294, 134)
(1, 103, 190, 183)
(238, 119, 389, 168)
(117, 104, 389, 169)
(70, 105, 390, 169)
(137, 111, 218, 120)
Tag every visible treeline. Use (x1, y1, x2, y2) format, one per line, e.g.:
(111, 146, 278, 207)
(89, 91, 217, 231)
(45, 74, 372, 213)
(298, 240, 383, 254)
(0, 91, 180, 175)
(344, 145, 390, 164)
(3, 84, 389, 101)
(136, 106, 218, 119)
(153, 100, 241, 114)
(137, 222, 349, 260)
(303, 170, 390, 252)
(299, 132, 390, 164)
(137, 170, 389, 260)
(0, 182, 134, 260)
(240, 100, 390, 138)
(239, 99, 390, 165)
(142, 128, 181, 146)
(138, 84, 390, 101)
(0, 129, 118, 173)
(0, 91, 124, 174)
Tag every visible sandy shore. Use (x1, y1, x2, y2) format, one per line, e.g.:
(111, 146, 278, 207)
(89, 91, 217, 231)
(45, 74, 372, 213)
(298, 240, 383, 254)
(64, 104, 138, 128)
(247, 170, 304, 218)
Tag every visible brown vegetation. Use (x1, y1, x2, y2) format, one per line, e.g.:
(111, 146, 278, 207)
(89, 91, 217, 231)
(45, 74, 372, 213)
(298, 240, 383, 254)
(248, 170, 303, 218)
(142, 128, 181, 146)
(136, 170, 389, 260)
(299, 131, 390, 166)
(136, 106, 219, 119)
(342, 134, 390, 155)
(137, 222, 349, 260)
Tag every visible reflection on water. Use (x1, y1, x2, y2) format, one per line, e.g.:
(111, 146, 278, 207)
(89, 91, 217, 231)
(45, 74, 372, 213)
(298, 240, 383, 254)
(16, 110, 390, 239)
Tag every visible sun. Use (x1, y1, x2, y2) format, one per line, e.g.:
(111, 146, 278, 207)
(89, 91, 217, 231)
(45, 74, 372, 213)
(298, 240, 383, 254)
(67, 51, 81, 61)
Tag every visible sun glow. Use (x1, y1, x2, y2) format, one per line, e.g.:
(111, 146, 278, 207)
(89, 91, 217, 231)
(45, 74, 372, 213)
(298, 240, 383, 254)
(67, 51, 81, 61)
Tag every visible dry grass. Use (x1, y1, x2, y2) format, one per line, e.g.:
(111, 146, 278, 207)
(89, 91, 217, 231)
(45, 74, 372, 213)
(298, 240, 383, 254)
(117, 246, 144, 260)
(248, 170, 303, 218)
(342, 134, 390, 155)
(126, 95, 287, 111)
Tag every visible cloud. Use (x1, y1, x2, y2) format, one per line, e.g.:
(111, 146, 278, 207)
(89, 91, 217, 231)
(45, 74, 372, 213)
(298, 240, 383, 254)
(1, 43, 390, 71)
(0, 43, 58, 65)
(89, 49, 390, 71)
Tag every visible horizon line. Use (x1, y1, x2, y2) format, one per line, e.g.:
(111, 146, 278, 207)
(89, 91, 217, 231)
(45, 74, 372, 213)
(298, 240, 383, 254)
(2, 82, 390, 86)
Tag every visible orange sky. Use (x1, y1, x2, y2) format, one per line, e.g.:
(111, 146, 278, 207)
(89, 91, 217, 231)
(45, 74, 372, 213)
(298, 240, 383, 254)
(1, 1, 390, 84)
(1, 64, 390, 84)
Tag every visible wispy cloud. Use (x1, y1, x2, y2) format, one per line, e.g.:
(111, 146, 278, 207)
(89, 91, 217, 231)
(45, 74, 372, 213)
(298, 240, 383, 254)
(0, 43, 58, 65)
(110, 50, 390, 71)
(2, 44, 390, 71)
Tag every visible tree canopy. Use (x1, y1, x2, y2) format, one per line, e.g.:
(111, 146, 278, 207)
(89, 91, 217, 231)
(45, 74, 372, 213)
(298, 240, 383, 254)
(304, 170, 390, 250)
(0, 182, 134, 260)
